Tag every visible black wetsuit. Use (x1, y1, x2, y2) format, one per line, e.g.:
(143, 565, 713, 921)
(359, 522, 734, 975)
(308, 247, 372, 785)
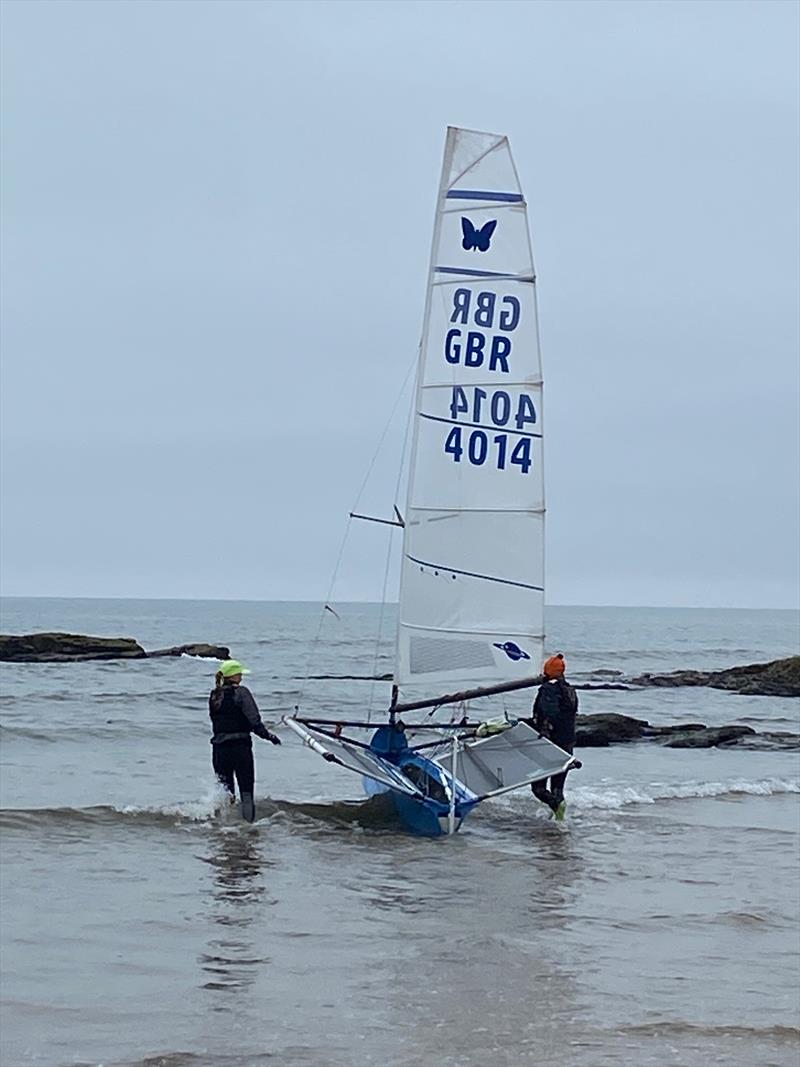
(527, 677, 578, 809)
(209, 684, 274, 810)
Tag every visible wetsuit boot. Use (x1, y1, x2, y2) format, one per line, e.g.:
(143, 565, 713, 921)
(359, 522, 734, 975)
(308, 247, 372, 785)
(240, 792, 255, 823)
(551, 789, 566, 821)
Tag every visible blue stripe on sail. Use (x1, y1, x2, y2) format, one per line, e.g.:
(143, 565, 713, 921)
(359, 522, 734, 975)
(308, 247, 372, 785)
(406, 555, 544, 592)
(419, 412, 542, 439)
(434, 267, 535, 280)
(446, 190, 524, 202)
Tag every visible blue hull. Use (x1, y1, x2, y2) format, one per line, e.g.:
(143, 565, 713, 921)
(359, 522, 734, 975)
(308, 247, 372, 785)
(366, 724, 480, 837)
(391, 791, 469, 837)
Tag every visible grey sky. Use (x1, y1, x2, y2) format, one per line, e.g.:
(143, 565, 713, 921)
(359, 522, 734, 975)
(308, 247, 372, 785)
(1, 0, 798, 608)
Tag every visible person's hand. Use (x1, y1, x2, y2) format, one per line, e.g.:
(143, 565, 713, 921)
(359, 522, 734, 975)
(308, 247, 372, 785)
(267, 731, 282, 745)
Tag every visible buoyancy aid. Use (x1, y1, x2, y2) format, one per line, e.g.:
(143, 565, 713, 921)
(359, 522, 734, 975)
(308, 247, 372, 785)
(532, 678, 578, 751)
(209, 685, 252, 742)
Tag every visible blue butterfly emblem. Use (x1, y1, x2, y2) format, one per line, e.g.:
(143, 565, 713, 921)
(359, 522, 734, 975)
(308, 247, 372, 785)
(461, 217, 497, 252)
(493, 641, 530, 662)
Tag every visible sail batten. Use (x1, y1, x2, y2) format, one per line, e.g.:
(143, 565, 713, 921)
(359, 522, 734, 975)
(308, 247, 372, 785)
(396, 128, 545, 692)
(404, 556, 543, 592)
(445, 190, 525, 202)
(419, 412, 542, 439)
(433, 268, 534, 279)
(402, 623, 545, 639)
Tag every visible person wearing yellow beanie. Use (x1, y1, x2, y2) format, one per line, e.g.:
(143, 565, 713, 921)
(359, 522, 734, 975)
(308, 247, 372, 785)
(209, 660, 281, 822)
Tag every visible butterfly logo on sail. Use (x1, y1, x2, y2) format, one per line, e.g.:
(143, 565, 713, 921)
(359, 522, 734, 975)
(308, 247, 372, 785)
(493, 641, 530, 662)
(461, 218, 497, 252)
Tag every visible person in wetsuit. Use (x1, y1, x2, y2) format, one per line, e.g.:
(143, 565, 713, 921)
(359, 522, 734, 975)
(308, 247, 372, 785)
(528, 653, 578, 819)
(209, 659, 281, 822)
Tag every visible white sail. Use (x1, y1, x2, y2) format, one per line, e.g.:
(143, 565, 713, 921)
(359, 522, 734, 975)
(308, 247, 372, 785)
(282, 719, 424, 797)
(433, 723, 572, 800)
(396, 127, 544, 690)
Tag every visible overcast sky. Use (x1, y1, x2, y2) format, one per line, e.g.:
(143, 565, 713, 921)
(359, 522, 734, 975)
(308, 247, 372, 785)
(1, 0, 798, 608)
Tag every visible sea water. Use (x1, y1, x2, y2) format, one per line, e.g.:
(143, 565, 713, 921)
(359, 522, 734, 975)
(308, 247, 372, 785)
(0, 599, 798, 1067)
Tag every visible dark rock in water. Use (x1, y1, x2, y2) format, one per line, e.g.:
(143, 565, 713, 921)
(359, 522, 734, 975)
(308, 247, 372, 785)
(147, 643, 230, 659)
(633, 669, 709, 688)
(632, 656, 800, 698)
(644, 725, 708, 734)
(574, 714, 767, 750)
(662, 725, 756, 748)
(575, 713, 650, 747)
(0, 632, 146, 663)
(0, 633, 229, 663)
(642, 723, 707, 736)
(589, 669, 624, 678)
(305, 673, 394, 681)
(573, 682, 632, 691)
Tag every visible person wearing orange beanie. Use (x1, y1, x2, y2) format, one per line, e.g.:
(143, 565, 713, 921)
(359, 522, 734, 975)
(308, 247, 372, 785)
(527, 652, 578, 819)
(543, 653, 566, 679)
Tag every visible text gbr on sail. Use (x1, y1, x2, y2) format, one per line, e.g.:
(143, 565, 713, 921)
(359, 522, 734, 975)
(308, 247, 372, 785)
(444, 288, 520, 373)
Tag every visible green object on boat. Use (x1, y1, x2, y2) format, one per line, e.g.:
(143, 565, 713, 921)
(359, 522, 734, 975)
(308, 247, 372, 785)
(475, 716, 514, 737)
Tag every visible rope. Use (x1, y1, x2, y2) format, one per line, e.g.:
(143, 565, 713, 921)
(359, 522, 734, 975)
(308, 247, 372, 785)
(350, 355, 417, 517)
(366, 356, 417, 720)
(296, 355, 417, 715)
(295, 514, 354, 708)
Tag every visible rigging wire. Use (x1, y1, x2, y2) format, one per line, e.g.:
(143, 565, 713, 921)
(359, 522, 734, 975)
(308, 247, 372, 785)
(296, 355, 418, 714)
(366, 355, 417, 720)
(349, 355, 417, 519)
(295, 514, 354, 709)
(366, 356, 420, 717)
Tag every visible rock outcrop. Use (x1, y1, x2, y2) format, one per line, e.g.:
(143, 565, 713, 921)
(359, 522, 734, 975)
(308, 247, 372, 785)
(660, 725, 756, 748)
(0, 633, 230, 663)
(0, 632, 146, 663)
(632, 656, 800, 698)
(574, 712, 793, 749)
(147, 643, 230, 659)
(574, 713, 650, 746)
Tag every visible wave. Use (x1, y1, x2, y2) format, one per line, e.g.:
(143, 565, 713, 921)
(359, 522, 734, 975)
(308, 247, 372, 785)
(0, 783, 229, 832)
(576, 647, 780, 657)
(0, 722, 208, 743)
(93, 1024, 800, 1067)
(567, 776, 800, 810)
(0, 688, 205, 706)
(0, 723, 60, 743)
(101, 1055, 277, 1067)
(616, 1021, 799, 1042)
(2, 777, 798, 838)
(0, 790, 400, 834)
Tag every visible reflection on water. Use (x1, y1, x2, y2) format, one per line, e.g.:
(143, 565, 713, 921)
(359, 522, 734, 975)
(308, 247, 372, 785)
(335, 825, 589, 1067)
(198, 828, 274, 999)
(523, 826, 581, 927)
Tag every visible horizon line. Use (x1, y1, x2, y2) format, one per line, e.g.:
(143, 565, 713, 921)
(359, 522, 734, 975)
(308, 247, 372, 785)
(0, 593, 797, 612)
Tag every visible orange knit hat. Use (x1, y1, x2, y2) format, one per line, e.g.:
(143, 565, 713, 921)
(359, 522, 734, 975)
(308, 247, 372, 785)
(543, 653, 565, 678)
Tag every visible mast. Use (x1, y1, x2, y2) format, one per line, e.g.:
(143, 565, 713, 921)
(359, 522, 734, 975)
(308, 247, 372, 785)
(391, 673, 544, 714)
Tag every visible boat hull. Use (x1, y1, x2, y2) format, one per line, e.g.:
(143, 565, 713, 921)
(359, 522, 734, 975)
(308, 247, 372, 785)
(391, 790, 467, 837)
(362, 777, 475, 836)
(362, 733, 480, 837)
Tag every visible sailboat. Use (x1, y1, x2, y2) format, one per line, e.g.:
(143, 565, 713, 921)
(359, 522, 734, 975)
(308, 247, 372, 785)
(284, 127, 578, 836)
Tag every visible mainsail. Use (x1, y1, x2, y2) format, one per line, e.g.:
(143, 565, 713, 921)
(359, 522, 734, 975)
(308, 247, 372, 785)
(396, 128, 544, 691)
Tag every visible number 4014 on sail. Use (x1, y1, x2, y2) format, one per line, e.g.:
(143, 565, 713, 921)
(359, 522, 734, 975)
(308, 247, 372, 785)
(449, 386, 537, 430)
(444, 385, 536, 472)
(444, 427, 532, 473)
